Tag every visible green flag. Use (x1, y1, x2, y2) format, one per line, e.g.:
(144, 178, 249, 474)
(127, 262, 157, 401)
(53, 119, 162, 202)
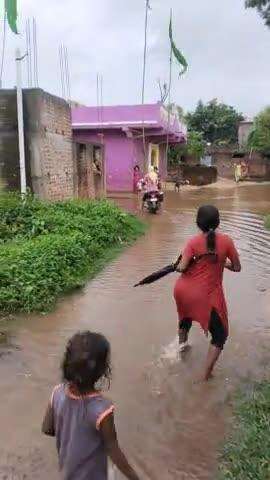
(5, 0, 18, 34)
(169, 16, 188, 76)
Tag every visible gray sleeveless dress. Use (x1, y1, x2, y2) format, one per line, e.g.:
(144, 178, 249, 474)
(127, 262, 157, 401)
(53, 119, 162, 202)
(51, 384, 114, 480)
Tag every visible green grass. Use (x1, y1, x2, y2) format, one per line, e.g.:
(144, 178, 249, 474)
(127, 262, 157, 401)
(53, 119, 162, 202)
(219, 381, 270, 480)
(0, 193, 145, 314)
(265, 215, 270, 230)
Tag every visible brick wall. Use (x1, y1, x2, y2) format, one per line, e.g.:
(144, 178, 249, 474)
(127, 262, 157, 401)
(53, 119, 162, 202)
(168, 165, 217, 185)
(0, 90, 20, 191)
(24, 89, 75, 200)
(0, 89, 98, 201)
(212, 148, 270, 180)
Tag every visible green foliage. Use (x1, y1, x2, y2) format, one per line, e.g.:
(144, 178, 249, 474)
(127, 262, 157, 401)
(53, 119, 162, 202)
(219, 382, 270, 480)
(185, 131, 205, 159)
(186, 99, 243, 145)
(0, 193, 145, 313)
(248, 107, 270, 157)
(168, 130, 205, 166)
(245, 0, 270, 27)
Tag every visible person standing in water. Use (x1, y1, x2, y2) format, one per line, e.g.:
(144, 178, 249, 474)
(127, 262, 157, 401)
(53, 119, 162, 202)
(234, 162, 242, 183)
(174, 205, 241, 382)
(42, 331, 140, 480)
(133, 165, 142, 194)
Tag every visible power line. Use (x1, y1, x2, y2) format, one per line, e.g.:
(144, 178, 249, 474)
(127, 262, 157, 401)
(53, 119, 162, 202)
(33, 18, 39, 87)
(25, 19, 31, 87)
(59, 45, 66, 99)
(64, 46, 71, 101)
(0, 13, 7, 88)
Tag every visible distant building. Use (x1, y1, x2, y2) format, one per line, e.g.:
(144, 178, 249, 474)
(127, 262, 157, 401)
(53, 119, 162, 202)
(72, 103, 186, 192)
(238, 119, 253, 148)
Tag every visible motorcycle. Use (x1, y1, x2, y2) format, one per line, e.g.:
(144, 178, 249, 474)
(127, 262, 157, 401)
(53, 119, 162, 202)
(144, 191, 163, 214)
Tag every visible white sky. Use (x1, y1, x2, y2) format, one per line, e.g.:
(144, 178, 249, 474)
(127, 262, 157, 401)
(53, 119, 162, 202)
(2, 0, 270, 117)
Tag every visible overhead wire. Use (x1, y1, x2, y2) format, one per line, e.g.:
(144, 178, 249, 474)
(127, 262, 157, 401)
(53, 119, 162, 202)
(0, 12, 7, 88)
(33, 18, 39, 87)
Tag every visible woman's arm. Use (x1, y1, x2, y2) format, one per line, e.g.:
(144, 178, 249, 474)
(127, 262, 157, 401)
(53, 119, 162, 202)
(176, 256, 190, 273)
(42, 403, 55, 436)
(100, 414, 140, 480)
(226, 238, 241, 272)
(224, 258, 241, 272)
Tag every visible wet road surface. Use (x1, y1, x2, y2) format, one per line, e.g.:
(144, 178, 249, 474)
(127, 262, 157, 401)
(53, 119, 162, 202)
(0, 184, 270, 480)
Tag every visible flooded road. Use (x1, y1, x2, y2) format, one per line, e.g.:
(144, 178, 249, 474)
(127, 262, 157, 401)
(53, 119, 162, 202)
(1, 184, 270, 480)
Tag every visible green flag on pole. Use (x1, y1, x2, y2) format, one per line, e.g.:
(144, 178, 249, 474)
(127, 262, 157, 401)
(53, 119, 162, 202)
(169, 15, 188, 76)
(5, 0, 18, 34)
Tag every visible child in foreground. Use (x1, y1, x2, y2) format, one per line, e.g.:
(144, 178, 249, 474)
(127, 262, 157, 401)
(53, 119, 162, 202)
(42, 331, 140, 480)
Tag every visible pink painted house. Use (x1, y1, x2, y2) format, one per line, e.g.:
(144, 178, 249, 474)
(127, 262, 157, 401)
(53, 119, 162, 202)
(72, 103, 186, 193)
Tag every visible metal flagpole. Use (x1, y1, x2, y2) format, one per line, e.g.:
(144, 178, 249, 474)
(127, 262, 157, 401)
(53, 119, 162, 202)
(15, 48, 27, 195)
(165, 9, 173, 173)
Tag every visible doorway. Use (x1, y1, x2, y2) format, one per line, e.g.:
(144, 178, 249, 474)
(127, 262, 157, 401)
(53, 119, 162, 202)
(149, 144, 159, 171)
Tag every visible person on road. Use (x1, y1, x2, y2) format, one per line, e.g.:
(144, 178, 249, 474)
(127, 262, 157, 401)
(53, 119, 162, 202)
(234, 162, 242, 183)
(174, 205, 241, 382)
(141, 166, 159, 210)
(133, 165, 142, 194)
(42, 331, 140, 480)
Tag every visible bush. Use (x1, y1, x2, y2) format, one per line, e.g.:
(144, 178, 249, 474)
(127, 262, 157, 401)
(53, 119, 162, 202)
(219, 382, 270, 480)
(0, 194, 145, 313)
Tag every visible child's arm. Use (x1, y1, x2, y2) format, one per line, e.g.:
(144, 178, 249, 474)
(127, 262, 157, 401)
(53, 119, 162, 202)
(100, 414, 140, 480)
(42, 403, 55, 437)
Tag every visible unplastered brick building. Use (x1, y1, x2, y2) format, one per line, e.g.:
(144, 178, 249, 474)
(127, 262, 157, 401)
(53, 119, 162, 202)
(0, 89, 104, 200)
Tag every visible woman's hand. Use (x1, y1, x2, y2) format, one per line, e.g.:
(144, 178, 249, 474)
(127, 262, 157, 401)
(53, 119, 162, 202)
(225, 258, 241, 272)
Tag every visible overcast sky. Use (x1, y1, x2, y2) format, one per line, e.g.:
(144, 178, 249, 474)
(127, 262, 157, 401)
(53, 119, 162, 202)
(2, 0, 269, 117)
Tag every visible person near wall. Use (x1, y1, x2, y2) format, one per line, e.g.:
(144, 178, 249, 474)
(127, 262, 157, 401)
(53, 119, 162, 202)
(234, 162, 242, 183)
(174, 205, 241, 382)
(133, 165, 142, 194)
(154, 166, 162, 191)
(93, 149, 103, 198)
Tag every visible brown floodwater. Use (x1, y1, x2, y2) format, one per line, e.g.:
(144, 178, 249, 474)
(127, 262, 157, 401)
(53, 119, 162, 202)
(0, 184, 270, 480)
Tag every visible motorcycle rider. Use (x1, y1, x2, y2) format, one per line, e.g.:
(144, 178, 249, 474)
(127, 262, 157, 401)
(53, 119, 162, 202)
(141, 166, 163, 211)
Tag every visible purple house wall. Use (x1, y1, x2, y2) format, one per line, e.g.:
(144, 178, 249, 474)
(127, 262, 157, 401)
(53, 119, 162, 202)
(72, 103, 186, 192)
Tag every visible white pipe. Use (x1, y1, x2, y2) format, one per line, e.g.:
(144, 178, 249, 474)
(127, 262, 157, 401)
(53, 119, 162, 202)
(16, 48, 27, 195)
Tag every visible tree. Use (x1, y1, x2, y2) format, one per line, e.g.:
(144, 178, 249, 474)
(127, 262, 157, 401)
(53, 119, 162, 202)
(185, 99, 243, 145)
(245, 0, 270, 27)
(168, 130, 205, 167)
(185, 131, 205, 159)
(248, 107, 270, 157)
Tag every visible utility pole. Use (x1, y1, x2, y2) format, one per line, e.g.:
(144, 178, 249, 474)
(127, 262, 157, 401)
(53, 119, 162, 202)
(15, 48, 27, 195)
(141, 0, 150, 105)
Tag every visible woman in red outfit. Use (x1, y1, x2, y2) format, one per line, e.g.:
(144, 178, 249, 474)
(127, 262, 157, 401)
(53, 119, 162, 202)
(174, 205, 241, 381)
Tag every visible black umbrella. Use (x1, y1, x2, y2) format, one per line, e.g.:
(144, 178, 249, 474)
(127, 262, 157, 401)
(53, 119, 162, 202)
(134, 254, 182, 287)
(133, 252, 214, 288)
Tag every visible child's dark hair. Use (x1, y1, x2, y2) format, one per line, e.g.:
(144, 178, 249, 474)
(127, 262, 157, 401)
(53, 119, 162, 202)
(62, 331, 111, 394)
(196, 205, 220, 253)
(134, 165, 140, 172)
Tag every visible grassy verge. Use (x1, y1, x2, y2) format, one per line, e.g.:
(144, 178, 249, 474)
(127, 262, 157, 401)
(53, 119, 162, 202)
(219, 381, 270, 480)
(265, 215, 270, 230)
(0, 193, 145, 314)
